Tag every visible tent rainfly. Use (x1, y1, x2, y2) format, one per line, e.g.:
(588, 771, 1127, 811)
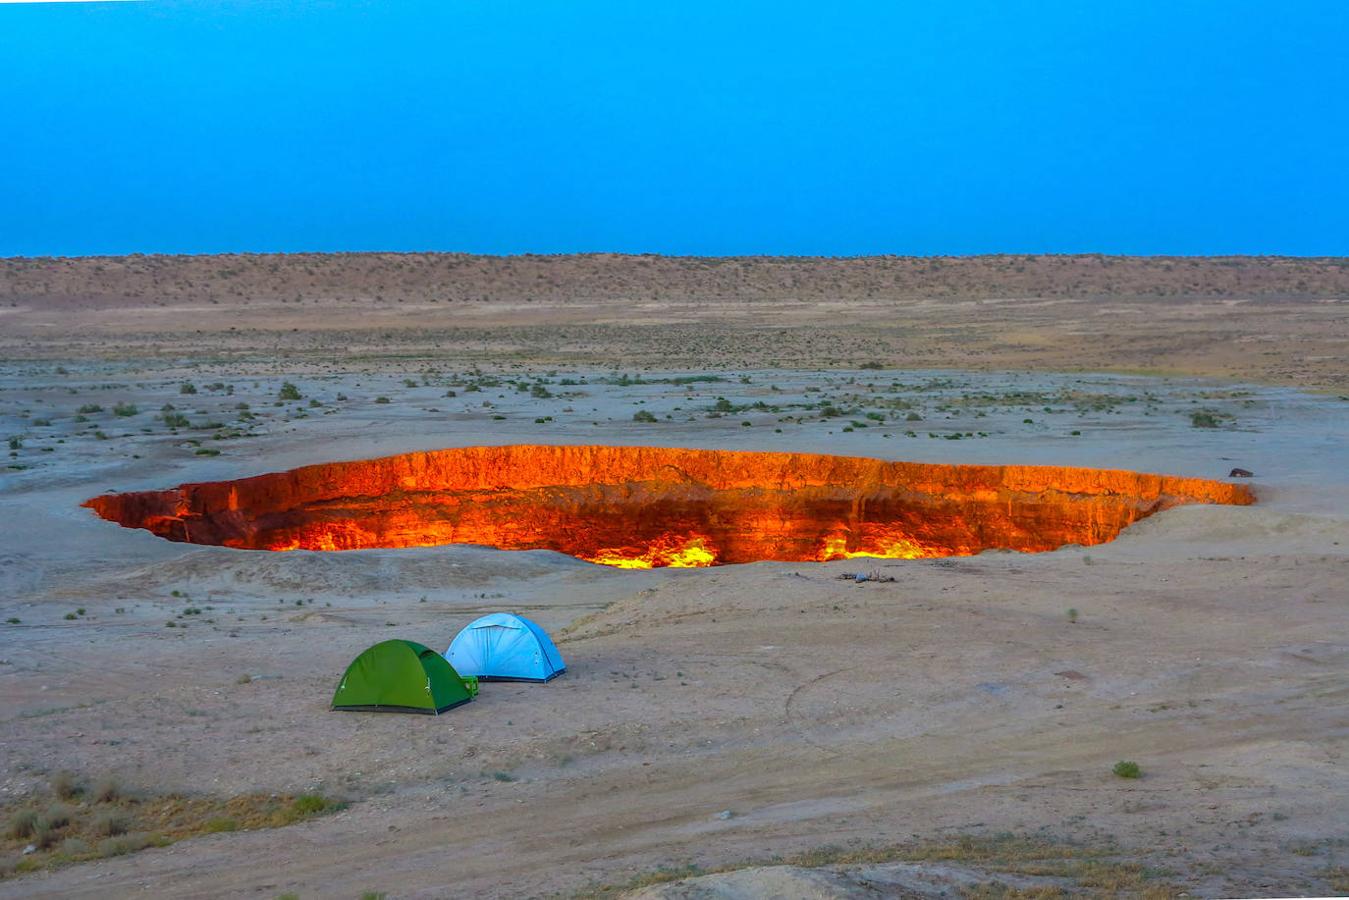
(445, 613, 566, 683)
(332, 639, 478, 714)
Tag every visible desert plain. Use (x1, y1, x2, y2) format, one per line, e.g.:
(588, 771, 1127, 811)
(0, 254, 1346, 898)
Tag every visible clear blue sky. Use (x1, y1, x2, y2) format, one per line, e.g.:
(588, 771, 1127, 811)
(1, 1, 1346, 257)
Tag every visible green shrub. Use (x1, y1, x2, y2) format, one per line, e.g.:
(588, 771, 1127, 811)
(1113, 760, 1142, 779)
(204, 817, 239, 833)
(179, 383, 197, 395)
(1189, 410, 1228, 428)
(278, 382, 302, 401)
(77, 404, 103, 414)
(632, 410, 657, 423)
(113, 403, 139, 417)
(374, 396, 390, 404)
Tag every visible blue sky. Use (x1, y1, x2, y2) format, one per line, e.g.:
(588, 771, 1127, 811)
(1, 1, 1346, 257)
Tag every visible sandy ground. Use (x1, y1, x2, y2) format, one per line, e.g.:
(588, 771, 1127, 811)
(1, 357, 1346, 897)
(3, 254, 1348, 391)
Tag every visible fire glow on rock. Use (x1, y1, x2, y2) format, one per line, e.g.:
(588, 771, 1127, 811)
(83, 445, 1254, 568)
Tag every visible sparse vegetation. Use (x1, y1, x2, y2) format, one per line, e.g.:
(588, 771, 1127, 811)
(0, 780, 345, 879)
(1190, 409, 1231, 428)
(278, 382, 303, 401)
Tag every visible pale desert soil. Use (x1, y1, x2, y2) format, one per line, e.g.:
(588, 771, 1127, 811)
(2, 253, 1347, 390)
(1, 358, 1345, 898)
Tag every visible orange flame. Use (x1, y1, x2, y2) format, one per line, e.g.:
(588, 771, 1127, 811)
(81, 445, 1254, 568)
(583, 534, 718, 569)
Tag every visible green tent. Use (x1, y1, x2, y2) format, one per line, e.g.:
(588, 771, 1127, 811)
(332, 639, 478, 714)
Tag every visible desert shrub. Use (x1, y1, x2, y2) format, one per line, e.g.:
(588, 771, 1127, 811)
(179, 383, 197, 395)
(112, 403, 138, 417)
(1189, 410, 1229, 428)
(51, 771, 81, 800)
(273, 793, 342, 825)
(92, 778, 121, 803)
(1113, 760, 1142, 779)
(33, 821, 61, 849)
(278, 382, 302, 401)
(632, 410, 657, 423)
(162, 412, 190, 428)
(92, 811, 130, 837)
(7, 436, 21, 450)
(97, 833, 153, 857)
(6, 809, 37, 839)
(204, 817, 239, 833)
(374, 396, 390, 404)
(291, 794, 330, 815)
(57, 836, 91, 858)
(41, 805, 72, 829)
(77, 403, 102, 414)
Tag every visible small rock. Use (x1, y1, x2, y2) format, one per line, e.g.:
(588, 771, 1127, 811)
(714, 809, 734, 820)
(22, 844, 35, 856)
(1229, 467, 1254, 478)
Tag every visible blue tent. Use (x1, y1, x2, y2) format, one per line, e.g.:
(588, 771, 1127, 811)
(445, 613, 566, 682)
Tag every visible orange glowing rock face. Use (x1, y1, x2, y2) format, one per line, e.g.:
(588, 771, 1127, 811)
(82, 445, 1254, 567)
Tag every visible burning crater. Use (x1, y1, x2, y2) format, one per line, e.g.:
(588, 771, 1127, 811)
(83, 445, 1253, 568)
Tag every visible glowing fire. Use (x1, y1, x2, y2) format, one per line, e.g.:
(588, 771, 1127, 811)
(817, 532, 933, 562)
(583, 534, 718, 569)
(82, 445, 1254, 568)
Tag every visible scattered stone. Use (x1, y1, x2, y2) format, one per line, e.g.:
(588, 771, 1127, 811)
(1229, 467, 1254, 478)
(713, 809, 734, 820)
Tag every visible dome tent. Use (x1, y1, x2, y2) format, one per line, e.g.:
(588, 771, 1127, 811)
(332, 639, 478, 714)
(445, 613, 566, 683)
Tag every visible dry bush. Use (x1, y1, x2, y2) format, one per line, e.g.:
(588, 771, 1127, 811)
(49, 772, 80, 801)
